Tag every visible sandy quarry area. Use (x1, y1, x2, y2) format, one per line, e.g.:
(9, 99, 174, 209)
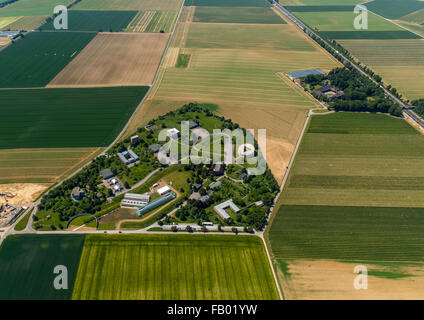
(48, 33, 169, 87)
(0, 183, 48, 205)
(279, 259, 424, 300)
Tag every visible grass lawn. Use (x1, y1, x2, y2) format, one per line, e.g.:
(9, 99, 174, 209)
(193, 7, 286, 24)
(72, 234, 279, 299)
(0, 87, 148, 149)
(0, 234, 85, 299)
(41, 10, 137, 31)
(0, 31, 96, 87)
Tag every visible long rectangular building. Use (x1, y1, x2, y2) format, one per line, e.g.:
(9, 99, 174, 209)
(121, 193, 150, 207)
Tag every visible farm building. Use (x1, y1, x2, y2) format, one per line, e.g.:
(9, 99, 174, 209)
(214, 199, 240, 220)
(121, 193, 150, 207)
(209, 181, 222, 190)
(100, 168, 114, 180)
(314, 85, 345, 100)
(188, 120, 199, 129)
(136, 191, 176, 216)
(286, 68, 325, 80)
(130, 135, 140, 144)
(167, 128, 180, 139)
(149, 144, 161, 153)
(72, 187, 84, 201)
(213, 163, 226, 176)
(157, 186, 171, 196)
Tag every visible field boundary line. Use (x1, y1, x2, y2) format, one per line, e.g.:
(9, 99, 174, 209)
(259, 234, 283, 300)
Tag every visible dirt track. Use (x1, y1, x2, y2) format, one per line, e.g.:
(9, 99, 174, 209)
(48, 33, 170, 87)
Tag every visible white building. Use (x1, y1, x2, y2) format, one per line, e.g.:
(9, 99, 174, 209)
(157, 186, 171, 196)
(167, 128, 180, 139)
(121, 193, 150, 207)
(213, 199, 240, 220)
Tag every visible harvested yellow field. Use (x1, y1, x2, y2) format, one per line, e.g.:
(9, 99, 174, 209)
(0, 37, 10, 48)
(2, 15, 48, 31)
(126, 20, 340, 182)
(0, 16, 20, 29)
(126, 11, 156, 32)
(0, 183, 48, 205)
(48, 33, 169, 87)
(279, 260, 424, 300)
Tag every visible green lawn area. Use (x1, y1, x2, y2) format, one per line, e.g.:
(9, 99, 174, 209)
(41, 10, 137, 31)
(193, 6, 286, 24)
(13, 208, 32, 231)
(72, 234, 279, 299)
(0, 234, 85, 300)
(0, 0, 74, 17)
(0, 86, 148, 149)
(0, 31, 96, 87)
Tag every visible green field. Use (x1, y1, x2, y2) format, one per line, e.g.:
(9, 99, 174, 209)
(286, 5, 355, 12)
(320, 30, 420, 39)
(0, 0, 74, 17)
(281, 0, 361, 4)
(73, 0, 182, 11)
(184, 0, 269, 6)
(366, 0, 424, 20)
(41, 10, 137, 31)
(399, 8, 424, 24)
(145, 10, 177, 32)
(339, 39, 424, 100)
(0, 31, 96, 87)
(175, 53, 190, 67)
(193, 6, 285, 24)
(72, 234, 278, 300)
(291, 10, 403, 31)
(270, 112, 424, 260)
(0, 234, 85, 300)
(0, 87, 148, 149)
(270, 205, 424, 261)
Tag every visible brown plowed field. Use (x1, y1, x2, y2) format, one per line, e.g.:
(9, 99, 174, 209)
(48, 33, 169, 87)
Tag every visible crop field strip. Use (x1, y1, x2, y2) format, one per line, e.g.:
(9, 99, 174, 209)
(365, 0, 424, 20)
(0, 234, 85, 300)
(184, 0, 270, 7)
(144, 10, 177, 32)
(0, 16, 20, 28)
(0, 0, 74, 17)
(49, 33, 169, 86)
(0, 147, 101, 183)
(72, 234, 279, 300)
(339, 39, 424, 100)
(126, 11, 156, 32)
(192, 6, 286, 24)
(0, 87, 148, 149)
(270, 113, 424, 262)
(41, 10, 138, 32)
(73, 0, 183, 11)
(0, 31, 96, 88)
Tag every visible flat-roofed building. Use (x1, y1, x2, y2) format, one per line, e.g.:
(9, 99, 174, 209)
(157, 186, 171, 196)
(100, 168, 114, 180)
(214, 199, 240, 220)
(122, 193, 150, 207)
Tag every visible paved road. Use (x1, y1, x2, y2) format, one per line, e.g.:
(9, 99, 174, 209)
(274, 2, 424, 130)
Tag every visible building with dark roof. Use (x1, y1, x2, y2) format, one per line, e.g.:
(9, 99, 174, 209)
(100, 168, 114, 180)
(188, 120, 199, 129)
(314, 85, 345, 100)
(72, 187, 84, 201)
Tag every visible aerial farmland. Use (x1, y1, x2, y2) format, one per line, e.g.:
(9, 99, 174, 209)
(1, 0, 424, 304)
